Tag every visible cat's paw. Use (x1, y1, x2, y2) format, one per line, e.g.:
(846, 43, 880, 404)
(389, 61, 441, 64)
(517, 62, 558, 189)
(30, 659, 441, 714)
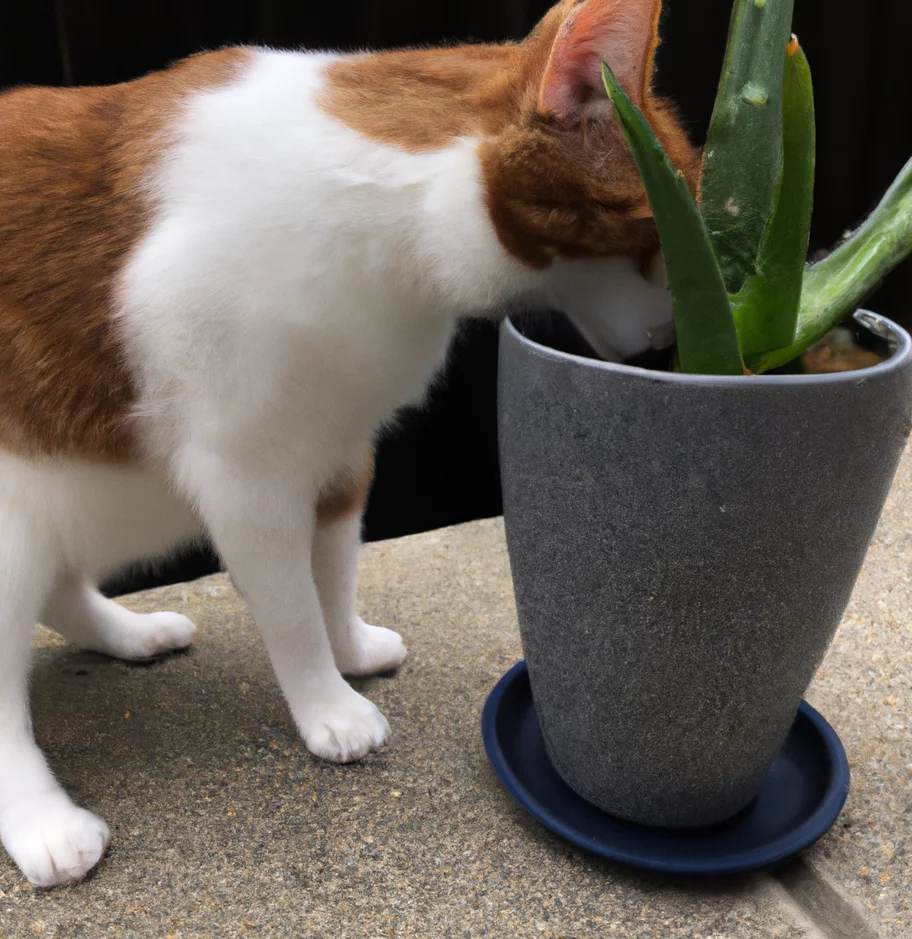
(105, 611, 197, 661)
(336, 622, 407, 677)
(1, 796, 110, 887)
(299, 687, 390, 763)
(133, 611, 196, 659)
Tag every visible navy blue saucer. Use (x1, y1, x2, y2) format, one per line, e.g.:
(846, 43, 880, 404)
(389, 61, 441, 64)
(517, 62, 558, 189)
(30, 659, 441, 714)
(482, 661, 850, 876)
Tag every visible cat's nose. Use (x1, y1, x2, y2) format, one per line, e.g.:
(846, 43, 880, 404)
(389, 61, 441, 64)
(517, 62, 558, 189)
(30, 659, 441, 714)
(546, 255, 674, 363)
(646, 320, 676, 351)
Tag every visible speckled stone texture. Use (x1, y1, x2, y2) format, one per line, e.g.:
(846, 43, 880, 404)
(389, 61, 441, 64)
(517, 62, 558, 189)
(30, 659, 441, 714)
(498, 315, 912, 829)
(0, 485, 910, 934)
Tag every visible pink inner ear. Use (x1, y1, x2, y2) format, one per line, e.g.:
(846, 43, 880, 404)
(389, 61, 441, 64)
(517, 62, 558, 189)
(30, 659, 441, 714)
(539, 0, 660, 124)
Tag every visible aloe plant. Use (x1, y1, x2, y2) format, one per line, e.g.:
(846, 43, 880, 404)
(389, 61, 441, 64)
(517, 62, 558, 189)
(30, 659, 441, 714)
(602, 0, 912, 377)
(701, 0, 797, 296)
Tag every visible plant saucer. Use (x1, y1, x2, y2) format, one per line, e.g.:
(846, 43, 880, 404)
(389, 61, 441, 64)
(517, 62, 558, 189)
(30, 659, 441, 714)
(481, 661, 850, 876)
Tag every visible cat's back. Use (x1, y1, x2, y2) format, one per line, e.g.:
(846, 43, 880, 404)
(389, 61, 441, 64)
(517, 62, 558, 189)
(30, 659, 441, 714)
(0, 48, 254, 461)
(0, 48, 255, 296)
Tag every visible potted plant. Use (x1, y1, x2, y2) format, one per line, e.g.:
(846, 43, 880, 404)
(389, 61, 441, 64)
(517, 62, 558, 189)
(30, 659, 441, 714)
(496, 0, 912, 832)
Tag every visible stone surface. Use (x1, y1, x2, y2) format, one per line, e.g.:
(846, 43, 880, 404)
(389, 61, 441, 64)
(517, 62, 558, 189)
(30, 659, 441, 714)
(0, 452, 909, 936)
(802, 450, 912, 937)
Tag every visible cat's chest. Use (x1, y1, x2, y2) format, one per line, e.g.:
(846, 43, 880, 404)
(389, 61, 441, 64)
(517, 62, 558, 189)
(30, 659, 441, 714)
(289, 310, 454, 422)
(199, 303, 456, 461)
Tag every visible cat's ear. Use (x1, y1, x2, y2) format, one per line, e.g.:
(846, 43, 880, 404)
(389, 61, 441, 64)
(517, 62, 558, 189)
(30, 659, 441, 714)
(538, 0, 663, 127)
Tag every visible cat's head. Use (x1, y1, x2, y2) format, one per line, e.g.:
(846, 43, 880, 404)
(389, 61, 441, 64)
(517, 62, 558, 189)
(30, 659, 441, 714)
(481, 0, 697, 360)
(324, 0, 696, 359)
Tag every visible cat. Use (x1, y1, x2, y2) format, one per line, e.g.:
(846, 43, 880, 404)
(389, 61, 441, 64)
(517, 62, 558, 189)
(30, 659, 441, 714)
(0, 0, 695, 887)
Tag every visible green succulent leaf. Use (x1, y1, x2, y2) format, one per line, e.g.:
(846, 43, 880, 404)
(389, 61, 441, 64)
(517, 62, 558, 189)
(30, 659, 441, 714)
(601, 62, 743, 376)
(733, 41, 815, 359)
(701, 0, 796, 294)
(749, 154, 912, 373)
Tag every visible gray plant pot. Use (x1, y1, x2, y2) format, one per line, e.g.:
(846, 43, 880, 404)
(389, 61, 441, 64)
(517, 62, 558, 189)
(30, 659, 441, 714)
(498, 311, 912, 829)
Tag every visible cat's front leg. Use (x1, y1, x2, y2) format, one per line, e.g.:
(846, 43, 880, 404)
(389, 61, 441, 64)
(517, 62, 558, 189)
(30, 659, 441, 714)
(186, 454, 389, 763)
(312, 512, 407, 677)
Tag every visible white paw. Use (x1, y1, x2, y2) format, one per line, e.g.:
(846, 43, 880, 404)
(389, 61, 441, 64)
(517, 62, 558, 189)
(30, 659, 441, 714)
(136, 611, 196, 658)
(299, 686, 390, 763)
(336, 621, 407, 677)
(105, 611, 196, 661)
(2, 796, 110, 887)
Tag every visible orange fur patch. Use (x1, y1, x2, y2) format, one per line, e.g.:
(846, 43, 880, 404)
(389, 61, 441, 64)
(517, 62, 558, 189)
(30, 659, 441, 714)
(321, 0, 698, 271)
(480, 97, 696, 269)
(316, 450, 375, 526)
(320, 45, 527, 154)
(0, 48, 253, 462)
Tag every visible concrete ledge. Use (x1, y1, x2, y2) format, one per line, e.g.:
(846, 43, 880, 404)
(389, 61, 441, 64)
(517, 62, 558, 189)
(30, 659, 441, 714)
(2, 452, 910, 937)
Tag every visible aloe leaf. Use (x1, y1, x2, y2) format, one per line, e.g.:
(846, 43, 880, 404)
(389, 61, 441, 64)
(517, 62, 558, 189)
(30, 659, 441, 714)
(601, 63, 743, 375)
(701, 0, 796, 294)
(748, 155, 912, 373)
(733, 40, 815, 358)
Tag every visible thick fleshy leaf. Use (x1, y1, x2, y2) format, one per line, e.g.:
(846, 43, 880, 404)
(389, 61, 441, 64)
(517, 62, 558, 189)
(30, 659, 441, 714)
(601, 63, 742, 375)
(701, 0, 796, 294)
(733, 41, 815, 358)
(749, 155, 912, 373)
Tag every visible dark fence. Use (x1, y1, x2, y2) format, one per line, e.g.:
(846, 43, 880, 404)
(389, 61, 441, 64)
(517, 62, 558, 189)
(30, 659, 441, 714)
(3, 1, 910, 593)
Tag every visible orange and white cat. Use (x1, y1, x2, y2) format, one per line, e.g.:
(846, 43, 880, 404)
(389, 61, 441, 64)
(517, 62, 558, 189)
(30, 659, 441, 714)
(0, 0, 695, 886)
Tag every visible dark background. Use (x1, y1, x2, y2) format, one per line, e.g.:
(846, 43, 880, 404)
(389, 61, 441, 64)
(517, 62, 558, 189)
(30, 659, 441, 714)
(3, 0, 910, 594)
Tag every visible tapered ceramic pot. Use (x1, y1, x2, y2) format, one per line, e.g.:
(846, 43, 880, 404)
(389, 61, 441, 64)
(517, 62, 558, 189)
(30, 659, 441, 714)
(498, 311, 912, 828)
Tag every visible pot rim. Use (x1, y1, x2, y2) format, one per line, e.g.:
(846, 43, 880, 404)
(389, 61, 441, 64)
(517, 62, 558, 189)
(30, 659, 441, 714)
(504, 309, 912, 386)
